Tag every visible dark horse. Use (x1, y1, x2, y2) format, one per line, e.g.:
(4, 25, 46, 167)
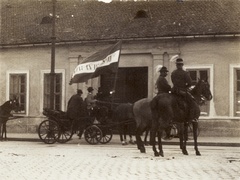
(0, 99, 19, 140)
(134, 79, 212, 157)
(112, 103, 136, 145)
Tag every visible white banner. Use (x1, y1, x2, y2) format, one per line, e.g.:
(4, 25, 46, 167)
(72, 50, 120, 77)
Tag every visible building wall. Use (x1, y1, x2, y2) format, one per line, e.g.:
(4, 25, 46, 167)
(1, 37, 240, 136)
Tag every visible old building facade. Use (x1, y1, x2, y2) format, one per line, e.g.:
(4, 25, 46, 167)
(0, 0, 240, 136)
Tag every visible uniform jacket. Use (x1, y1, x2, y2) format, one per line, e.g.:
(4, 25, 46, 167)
(156, 75, 171, 94)
(171, 69, 192, 90)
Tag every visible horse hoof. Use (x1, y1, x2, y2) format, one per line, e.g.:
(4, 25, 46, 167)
(159, 152, 164, 157)
(122, 141, 128, 145)
(196, 151, 201, 156)
(140, 148, 146, 153)
(183, 151, 189, 155)
(154, 152, 159, 157)
(129, 140, 135, 145)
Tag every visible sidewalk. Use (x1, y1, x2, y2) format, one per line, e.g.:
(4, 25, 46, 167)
(5, 133, 240, 147)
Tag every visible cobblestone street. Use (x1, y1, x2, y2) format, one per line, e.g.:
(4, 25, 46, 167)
(0, 139, 239, 180)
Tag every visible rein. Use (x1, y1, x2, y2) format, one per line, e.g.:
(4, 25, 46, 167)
(189, 80, 211, 105)
(96, 100, 130, 107)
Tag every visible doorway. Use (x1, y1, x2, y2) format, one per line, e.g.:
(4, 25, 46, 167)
(100, 67, 148, 103)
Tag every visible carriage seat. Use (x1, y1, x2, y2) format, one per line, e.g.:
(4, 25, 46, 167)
(43, 108, 68, 119)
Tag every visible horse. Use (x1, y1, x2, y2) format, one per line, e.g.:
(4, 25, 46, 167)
(112, 103, 136, 145)
(134, 79, 212, 157)
(133, 98, 152, 150)
(0, 98, 19, 140)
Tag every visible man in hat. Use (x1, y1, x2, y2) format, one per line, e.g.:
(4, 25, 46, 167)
(156, 66, 171, 94)
(171, 58, 197, 122)
(171, 58, 192, 94)
(154, 66, 172, 140)
(85, 87, 96, 116)
(67, 89, 87, 138)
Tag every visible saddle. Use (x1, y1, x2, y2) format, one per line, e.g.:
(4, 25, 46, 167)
(174, 95, 188, 113)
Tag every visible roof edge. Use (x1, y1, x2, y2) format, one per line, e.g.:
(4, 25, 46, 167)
(1, 33, 240, 49)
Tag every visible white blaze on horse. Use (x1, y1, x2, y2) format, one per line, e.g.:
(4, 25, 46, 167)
(133, 79, 212, 157)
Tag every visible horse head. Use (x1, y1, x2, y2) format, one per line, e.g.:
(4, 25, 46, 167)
(8, 97, 20, 113)
(192, 78, 212, 104)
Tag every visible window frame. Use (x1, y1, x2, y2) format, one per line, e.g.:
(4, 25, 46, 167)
(40, 69, 66, 112)
(6, 70, 29, 116)
(185, 64, 214, 117)
(230, 64, 240, 117)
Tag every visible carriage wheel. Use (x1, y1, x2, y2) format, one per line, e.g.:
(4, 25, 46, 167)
(57, 123, 74, 143)
(84, 125, 102, 145)
(38, 120, 60, 144)
(100, 127, 113, 144)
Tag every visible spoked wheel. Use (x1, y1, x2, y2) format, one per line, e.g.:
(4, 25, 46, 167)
(84, 125, 102, 145)
(38, 120, 60, 144)
(100, 127, 113, 144)
(57, 122, 74, 144)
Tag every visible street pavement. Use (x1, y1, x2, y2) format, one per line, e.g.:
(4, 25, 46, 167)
(0, 134, 240, 180)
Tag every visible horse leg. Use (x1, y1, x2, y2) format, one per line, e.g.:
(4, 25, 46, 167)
(136, 127, 145, 153)
(144, 130, 149, 145)
(192, 121, 201, 156)
(128, 133, 135, 145)
(178, 123, 188, 155)
(157, 130, 164, 157)
(0, 124, 2, 141)
(3, 122, 7, 141)
(119, 125, 127, 145)
(150, 130, 159, 157)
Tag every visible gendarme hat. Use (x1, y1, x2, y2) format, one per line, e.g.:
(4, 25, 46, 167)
(176, 58, 184, 64)
(77, 89, 83, 94)
(159, 66, 169, 72)
(87, 87, 94, 92)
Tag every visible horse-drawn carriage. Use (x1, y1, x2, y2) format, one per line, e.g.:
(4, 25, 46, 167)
(38, 100, 135, 145)
(38, 107, 114, 145)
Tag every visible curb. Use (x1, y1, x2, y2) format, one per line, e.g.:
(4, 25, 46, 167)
(5, 137, 240, 147)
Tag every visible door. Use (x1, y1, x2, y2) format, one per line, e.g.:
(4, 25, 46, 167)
(100, 67, 148, 103)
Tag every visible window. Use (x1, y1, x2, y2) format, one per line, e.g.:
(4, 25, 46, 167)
(43, 73, 62, 110)
(9, 74, 27, 114)
(187, 68, 210, 116)
(234, 69, 240, 116)
(7, 71, 29, 115)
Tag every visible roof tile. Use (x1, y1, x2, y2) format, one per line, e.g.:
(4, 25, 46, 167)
(0, 0, 239, 45)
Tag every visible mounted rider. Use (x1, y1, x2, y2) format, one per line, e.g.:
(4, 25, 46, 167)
(154, 66, 172, 140)
(156, 66, 171, 94)
(171, 58, 197, 122)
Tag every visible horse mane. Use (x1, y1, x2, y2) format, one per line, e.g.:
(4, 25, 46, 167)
(190, 79, 211, 105)
(190, 79, 204, 96)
